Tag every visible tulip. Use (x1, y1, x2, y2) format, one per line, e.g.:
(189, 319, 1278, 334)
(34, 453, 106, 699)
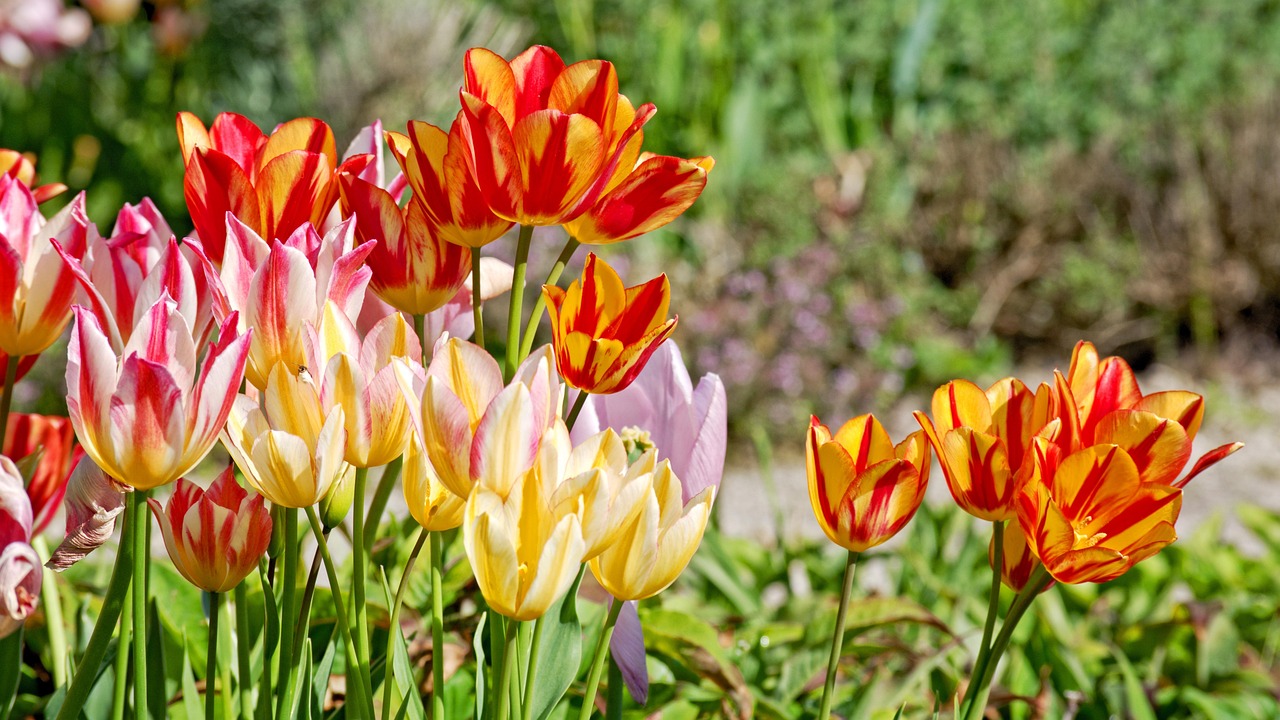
(0, 455, 38, 639)
(3, 412, 76, 534)
(989, 521, 1050, 592)
(401, 441, 466, 532)
(66, 297, 251, 491)
(547, 429, 652, 560)
(457, 45, 656, 226)
(0, 176, 92, 357)
(464, 420, 586, 620)
(1059, 341, 1242, 487)
(914, 378, 1058, 522)
(148, 467, 272, 593)
(57, 204, 217, 351)
(222, 362, 353, 508)
(544, 253, 676, 395)
(805, 414, 930, 552)
(177, 111, 346, 265)
(338, 172, 471, 315)
(589, 456, 713, 601)
(307, 301, 420, 468)
(564, 154, 714, 245)
(0, 148, 66, 203)
(46, 456, 126, 571)
(572, 339, 726, 502)
(1017, 443, 1181, 584)
(385, 120, 513, 248)
(410, 337, 561, 499)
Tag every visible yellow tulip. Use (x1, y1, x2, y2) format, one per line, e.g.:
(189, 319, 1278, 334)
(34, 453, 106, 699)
(403, 441, 465, 532)
(549, 429, 653, 560)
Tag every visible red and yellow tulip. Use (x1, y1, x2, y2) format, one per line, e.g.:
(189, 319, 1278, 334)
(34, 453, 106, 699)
(914, 378, 1058, 522)
(3, 413, 77, 535)
(148, 466, 272, 593)
(543, 253, 676, 395)
(177, 111, 345, 265)
(337, 172, 471, 314)
(0, 148, 66, 204)
(805, 414, 930, 552)
(1017, 443, 1181, 584)
(564, 154, 714, 245)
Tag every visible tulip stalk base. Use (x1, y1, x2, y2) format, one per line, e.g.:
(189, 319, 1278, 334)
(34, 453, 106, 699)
(817, 551, 858, 720)
(430, 531, 447, 720)
(519, 237, 579, 362)
(967, 519, 1005, 704)
(234, 582, 254, 720)
(306, 506, 375, 719)
(472, 252, 486, 351)
(960, 565, 1052, 720)
(505, 225, 533, 377)
(276, 509, 300, 720)
(381, 528, 428, 720)
(130, 491, 150, 720)
(0, 626, 21, 720)
(579, 599, 624, 720)
(352, 466, 370, 670)
(206, 592, 221, 720)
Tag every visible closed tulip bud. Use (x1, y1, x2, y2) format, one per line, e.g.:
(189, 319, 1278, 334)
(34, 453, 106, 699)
(148, 467, 273, 593)
(268, 504, 286, 559)
(401, 441, 465, 532)
(318, 464, 355, 530)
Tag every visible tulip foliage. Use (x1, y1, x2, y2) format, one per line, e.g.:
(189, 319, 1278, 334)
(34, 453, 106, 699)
(0, 43, 1248, 720)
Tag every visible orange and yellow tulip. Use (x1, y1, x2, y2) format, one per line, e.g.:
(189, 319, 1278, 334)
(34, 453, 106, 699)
(385, 120, 513, 248)
(148, 466, 272, 593)
(564, 154, 714, 245)
(805, 414, 930, 552)
(177, 111, 346, 265)
(543, 253, 676, 395)
(3, 412, 77, 534)
(914, 378, 1058, 522)
(1017, 443, 1181, 584)
(0, 148, 65, 204)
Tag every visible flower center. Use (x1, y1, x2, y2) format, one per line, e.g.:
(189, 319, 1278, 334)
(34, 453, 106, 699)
(1071, 515, 1108, 550)
(620, 426, 655, 463)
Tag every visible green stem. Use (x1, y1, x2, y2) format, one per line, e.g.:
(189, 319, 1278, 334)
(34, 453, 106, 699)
(275, 509, 298, 720)
(306, 506, 375, 720)
(57, 515, 134, 720)
(494, 617, 519, 720)
(0, 353, 20, 449)
(220, 599, 234, 720)
(234, 582, 254, 720)
(565, 391, 589, 432)
(381, 528, 428, 720)
(519, 617, 545, 720)
(131, 491, 149, 720)
(352, 466, 370, 669)
(292, 544, 324, 662)
(578, 599, 624, 720)
(207, 592, 221, 720)
(363, 459, 402, 551)
(964, 521, 1005, 718)
(110, 585, 130, 720)
(962, 565, 1051, 720)
(505, 225, 534, 377)
(488, 616, 506, 720)
(817, 551, 858, 720)
(430, 532, 447, 720)
(32, 536, 67, 687)
(519, 238, 579, 362)
(472, 251, 486, 351)
(605, 656, 622, 720)
(0, 625, 22, 720)
(255, 565, 275, 720)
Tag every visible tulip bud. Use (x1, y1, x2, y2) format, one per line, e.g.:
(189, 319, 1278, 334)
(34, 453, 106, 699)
(268, 504, 287, 559)
(319, 468, 355, 530)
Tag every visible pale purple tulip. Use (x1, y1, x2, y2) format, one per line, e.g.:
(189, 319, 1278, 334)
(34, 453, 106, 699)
(570, 339, 726, 704)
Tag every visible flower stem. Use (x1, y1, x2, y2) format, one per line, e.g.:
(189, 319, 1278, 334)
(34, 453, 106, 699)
(275, 509, 298, 720)
(578, 599, 624, 720)
(565, 390, 589, 432)
(363, 458, 402, 550)
(381, 528, 428, 720)
(430, 531, 447, 720)
(352, 466, 371, 668)
(56, 514, 134, 720)
(0, 353, 20, 449)
(519, 237, 579, 362)
(519, 617, 545, 720)
(234, 582, 254, 720)
(206, 592, 221, 720)
(961, 564, 1051, 720)
(306, 506, 375, 719)
(110, 585, 130, 720)
(472, 251, 486, 351)
(131, 491, 150, 720)
(494, 617, 519, 720)
(817, 551, 859, 720)
(31, 536, 67, 687)
(292, 544, 324, 662)
(965, 519, 1005, 712)
(605, 656, 623, 720)
(505, 225, 534, 377)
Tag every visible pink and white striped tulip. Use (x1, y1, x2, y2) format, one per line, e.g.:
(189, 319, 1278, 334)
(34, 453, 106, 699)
(65, 296, 251, 491)
(221, 362, 352, 508)
(0, 455, 40, 639)
(307, 300, 422, 468)
(0, 175, 92, 357)
(148, 466, 272, 593)
(211, 217, 373, 389)
(57, 201, 217, 351)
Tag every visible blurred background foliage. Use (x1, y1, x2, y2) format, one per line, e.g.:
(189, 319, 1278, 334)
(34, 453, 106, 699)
(7, 0, 1280, 440)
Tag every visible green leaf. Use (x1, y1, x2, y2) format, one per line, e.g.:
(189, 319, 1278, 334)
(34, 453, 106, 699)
(180, 638, 203, 720)
(0, 627, 23, 719)
(473, 612, 488, 720)
(529, 571, 585, 720)
(146, 598, 169, 720)
(1111, 648, 1157, 720)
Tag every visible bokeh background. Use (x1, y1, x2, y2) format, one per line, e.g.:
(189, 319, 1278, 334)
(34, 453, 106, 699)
(7, 0, 1280, 441)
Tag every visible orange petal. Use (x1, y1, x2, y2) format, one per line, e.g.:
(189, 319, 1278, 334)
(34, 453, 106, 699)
(510, 110, 606, 224)
(566, 155, 711, 245)
(464, 48, 518, 127)
(830, 414, 897, 472)
(1176, 442, 1244, 489)
(257, 150, 334, 242)
(548, 59, 620, 133)
(459, 92, 521, 222)
(207, 113, 267, 179)
(1134, 390, 1205, 440)
(261, 117, 337, 172)
(930, 379, 993, 434)
(509, 45, 566, 120)
(837, 459, 925, 551)
(1092, 410, 1191, 486)
(939, 427, 1013, 521)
